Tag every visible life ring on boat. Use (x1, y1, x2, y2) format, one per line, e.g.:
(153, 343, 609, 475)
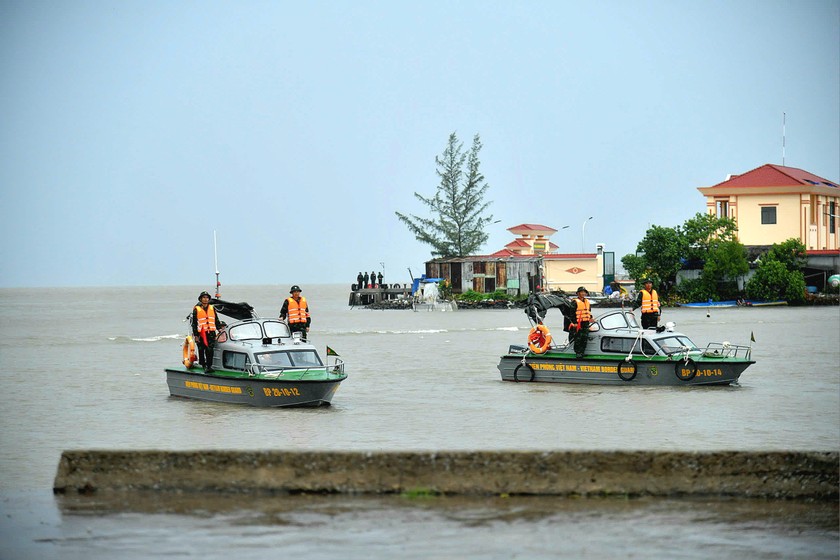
(675, 358, 698, 381)
(513, 362, 535, 382)
(182, 335, 197, 368)
(527, 324, 553, 354)
(618, 359, 637, 381)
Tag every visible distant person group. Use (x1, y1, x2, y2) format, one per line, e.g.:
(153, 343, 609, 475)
(189, 284, 313, 371)
(356, 270, 383, 290)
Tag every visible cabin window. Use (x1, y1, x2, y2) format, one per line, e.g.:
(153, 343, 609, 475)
(222, 351, 250, 371)
(263, 321, 291, 339)
(655, 335, 698, 355)
(601, 336, 656, 354)
(289, 350, 323, 367)
(228, 323, 263, 341)
(761, 206, 777, 225)
(257, 351, 294, 367)
(599, 313, 629, 330)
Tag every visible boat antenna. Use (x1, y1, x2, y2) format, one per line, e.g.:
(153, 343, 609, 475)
(781, 112, 786, 166)
(214, 230, 221, 298)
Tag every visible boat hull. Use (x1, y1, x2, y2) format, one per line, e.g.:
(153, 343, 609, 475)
(165, 367, 346, 407)
(498, 352, 753, 386)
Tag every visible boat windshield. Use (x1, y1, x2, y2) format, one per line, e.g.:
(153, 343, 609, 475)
(228, 322, 264, 341)
(256, 350, 323, 368)
(598, 311, 639, 330)
(263, 321, 291, 338)
(654, 335, 698, 355)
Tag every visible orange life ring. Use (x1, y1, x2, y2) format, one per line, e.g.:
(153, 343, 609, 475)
(182, 335, 197, 368)
(528, 324, 553, 354)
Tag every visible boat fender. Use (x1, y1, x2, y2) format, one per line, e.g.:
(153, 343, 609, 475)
(618, 359, 637, 381)
(675, 357, 698, 381)
(527, 324, 553, 354)
(182, 335, 197, 368)
(513, 362, 535, 382)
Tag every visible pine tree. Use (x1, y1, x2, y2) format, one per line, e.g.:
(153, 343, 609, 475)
(396, 132, 494, 257)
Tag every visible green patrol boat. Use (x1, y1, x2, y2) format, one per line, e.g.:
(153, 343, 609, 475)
(166, 299, 346, 407)
(498, 293, 754, 386)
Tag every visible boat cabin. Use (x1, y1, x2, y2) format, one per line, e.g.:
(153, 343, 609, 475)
(215, 317, 327, 376)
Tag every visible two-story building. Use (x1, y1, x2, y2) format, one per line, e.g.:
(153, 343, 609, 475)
(697, 164, 840, 288)
(697, 164, 839, 251)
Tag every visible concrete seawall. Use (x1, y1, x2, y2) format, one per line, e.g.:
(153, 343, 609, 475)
(54, 450, 839, 500)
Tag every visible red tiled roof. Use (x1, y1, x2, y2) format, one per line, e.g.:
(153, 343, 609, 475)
(709, 164, 838, 189)
(543, 253, 596, 259)
(504, 239, 531, 249)
(507, 223, 558, 234)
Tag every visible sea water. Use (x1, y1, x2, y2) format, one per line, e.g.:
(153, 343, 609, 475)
(0, 285, 838, 559)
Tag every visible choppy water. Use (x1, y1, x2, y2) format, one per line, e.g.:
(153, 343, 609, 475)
(1, 285, 838, 559)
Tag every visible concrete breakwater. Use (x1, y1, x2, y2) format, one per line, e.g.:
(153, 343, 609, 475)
(54, 450, 838, 500)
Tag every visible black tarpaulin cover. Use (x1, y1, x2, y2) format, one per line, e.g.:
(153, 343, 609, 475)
(210, 299, 256, 320)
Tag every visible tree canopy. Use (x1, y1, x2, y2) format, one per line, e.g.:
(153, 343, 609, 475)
(745, 238, 807, 303)
(621, 213, 747, 300)
(396, 132, 494, 258)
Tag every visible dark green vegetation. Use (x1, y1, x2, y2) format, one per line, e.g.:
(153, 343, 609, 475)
(396, 132, 494, 257)
(622, 214, 810, 304)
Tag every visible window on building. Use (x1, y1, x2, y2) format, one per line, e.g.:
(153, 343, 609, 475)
(761, 206, 777, 225)
(830, 202, 836, 233)
(716, 200, 729, 218)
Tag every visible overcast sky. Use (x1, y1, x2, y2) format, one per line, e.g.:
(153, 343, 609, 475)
(1, 0, 837, 289)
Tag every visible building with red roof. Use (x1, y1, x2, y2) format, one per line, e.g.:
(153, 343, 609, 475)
(697, 164, 839, 251)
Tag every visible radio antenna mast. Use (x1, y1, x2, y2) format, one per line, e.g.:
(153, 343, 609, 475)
(214, 230, 221, 298)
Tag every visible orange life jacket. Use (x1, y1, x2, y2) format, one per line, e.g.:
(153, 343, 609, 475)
(195, 305, 217, 332)
(575, 298, 591, 324)
(641, 289, 660, 313)
(286, 296, 309, 324)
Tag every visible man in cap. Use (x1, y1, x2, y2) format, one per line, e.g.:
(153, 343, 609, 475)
(571, 286, 592, 358)
(191, 291, 221, 372)
(280, 285, 311, 341)
(633, 278, 661, 329)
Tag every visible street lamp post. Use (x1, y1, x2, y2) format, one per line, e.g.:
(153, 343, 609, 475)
(582, 217, 593, 252)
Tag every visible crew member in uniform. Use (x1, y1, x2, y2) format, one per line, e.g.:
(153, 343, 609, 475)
(633, 278, 661, 329)
(280, 285, 311, 341)
(571, 286, 592, 358)
(192, 291, 221, 372)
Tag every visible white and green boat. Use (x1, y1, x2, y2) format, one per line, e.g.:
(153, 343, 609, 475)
(498, 293, 755, 386)
(166, 299, 346, 407)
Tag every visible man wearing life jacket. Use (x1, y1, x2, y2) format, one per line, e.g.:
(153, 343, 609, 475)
(280, 285, 311, 341)
(191, 291, 221, 372)
(572, 286, 592, 358)
(633, 278, 661, 329)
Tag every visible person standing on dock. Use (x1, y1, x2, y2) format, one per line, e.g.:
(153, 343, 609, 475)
(572, 286, 592, 358)
(356, 272, 364, 291)
(633, 279, 661, 329)
(370, 270, 377, 288)
(192, 291, 221, 372)
(363, 272, 370, 289)
(281, 285, 311, 341)
(377, 271, 383, 287)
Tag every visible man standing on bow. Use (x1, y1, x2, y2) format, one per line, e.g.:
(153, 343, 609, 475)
(280, 285, 311, 341)
(633, 278, 661, 329)
(191, 291, 221, 372)
(569, 286, 592, 358)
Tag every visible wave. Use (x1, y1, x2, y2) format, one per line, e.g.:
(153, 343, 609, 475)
(320, 326, 523, 336)
(108, 334, 183, 343)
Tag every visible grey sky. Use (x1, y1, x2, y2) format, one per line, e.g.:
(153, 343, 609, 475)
(1, 0, 837, 288)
